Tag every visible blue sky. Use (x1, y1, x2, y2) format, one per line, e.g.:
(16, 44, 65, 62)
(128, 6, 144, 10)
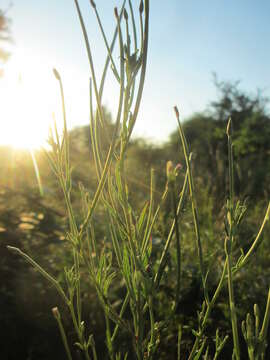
(1, 0, 270, 146)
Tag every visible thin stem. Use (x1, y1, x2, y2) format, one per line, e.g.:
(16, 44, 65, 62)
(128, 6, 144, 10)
(79, 9, 125, 238)
(260, 287, 270, 342)
(238, 202, 270, 269)
(174, 106, 207, 302)
(90, 1, 120, 82)
(73, 0, 105, 127)
(128, 0, 138, 52)
(7, 246, 69, 305)
(142, 186, 168, 256)
(170, 181, 181, 309)
(226, 117, 240, 360)
(99, 1, 126, 99)
(177, 325, 182, 360)
(148, 296, 155, 359)
(126, 0, 149, 140)
(154, 168, 188, 288)
(188, 259, 228, 360)
(69, 302, 91, 360)
(89, 78, 102, 179)
(111, 293, 130, 342)
(225, 239, 240, 360)
(141, 168, 154, 251)
(74, 250, 82, 325)
(52, 308, 73, 360)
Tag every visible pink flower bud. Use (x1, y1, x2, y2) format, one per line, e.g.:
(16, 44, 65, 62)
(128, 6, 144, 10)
(174, 105, 180, 119)
(174, 163, 183, 176)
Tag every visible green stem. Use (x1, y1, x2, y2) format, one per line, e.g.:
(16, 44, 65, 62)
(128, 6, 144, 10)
(260, 287, 270, 342)
(127, 0, 149, 140)
(226, 117, 240, 360)
(174, 107, 207, 302)
(52, 308, 73, 360)
(141, 168, 154, 252)
(142, 185, 168, 256)
(91, 2, 120, 82)
(238, 202, 270, 269)
(225, 239, 240, 360)
(154, 168, 188, 288)
(7, 246, 68, 304)
(73, 0, 105, 127)
(177, 325, 182, 360)
(69, 302, 91, 360)
(148, 296, 155, 359)
(170, 181, 181, 309)
(79, 10, 125, 238)
(111, 293, 130, 342)
(188, 259, 227, 360)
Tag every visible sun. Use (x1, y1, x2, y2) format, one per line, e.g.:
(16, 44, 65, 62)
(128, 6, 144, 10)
(0, 51, 61, 150)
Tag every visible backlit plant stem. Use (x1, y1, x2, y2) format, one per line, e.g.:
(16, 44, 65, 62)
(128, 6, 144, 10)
(52, 307, 73, 360)
(7, 246, 69, 304)
(226, 117, 240, 360)
(174, 106, 208, 303)
(169, 179, 181, 308)
(260, 287, 270, 351)
(154, 168, 188, 289)
(78, 6, 125, 238)
(126, 0, 149, 140)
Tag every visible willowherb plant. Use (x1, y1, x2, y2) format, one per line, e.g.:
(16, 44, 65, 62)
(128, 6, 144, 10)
(8, 1, 270, 359)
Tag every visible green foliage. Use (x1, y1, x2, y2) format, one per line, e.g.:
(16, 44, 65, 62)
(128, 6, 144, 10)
(169, 79, 270, 201)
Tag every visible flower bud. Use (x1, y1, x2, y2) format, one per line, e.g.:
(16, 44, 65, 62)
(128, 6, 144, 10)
(226, 117, 232, 137)
(53, 68, 61, 80)
(174, 163, 182, 176)
(254, 303, 260, 318)
(174, 105, 180, 119)
(52, 306, 61, 320)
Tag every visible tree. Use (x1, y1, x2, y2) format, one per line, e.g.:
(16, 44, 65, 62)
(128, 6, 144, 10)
(169, 78, 270, 201)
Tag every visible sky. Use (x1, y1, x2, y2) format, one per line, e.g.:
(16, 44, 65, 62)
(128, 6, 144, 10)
(0, 0, 270, 148)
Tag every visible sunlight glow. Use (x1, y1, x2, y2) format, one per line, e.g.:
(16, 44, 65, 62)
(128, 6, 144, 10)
(0, 50, 61, 149)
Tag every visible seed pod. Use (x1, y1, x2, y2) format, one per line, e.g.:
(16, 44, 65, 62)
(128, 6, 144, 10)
(139, 0, 144, 14)
(89, 0, 96, 8)
(123, 8, 128, 20)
